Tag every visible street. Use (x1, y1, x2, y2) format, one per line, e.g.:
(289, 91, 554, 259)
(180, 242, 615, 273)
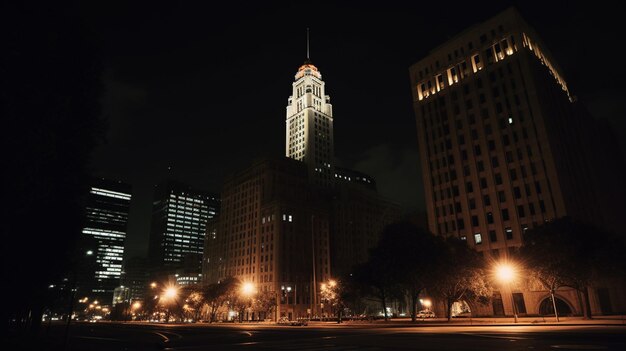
(16, 321, 626, 351)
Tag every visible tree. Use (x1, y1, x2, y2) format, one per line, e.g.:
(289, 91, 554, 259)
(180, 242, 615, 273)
(353, 243, 400, 321)
(202, 277, 240, 322)
(183, 288, 204, 321)
(520, 217, 624, 319)
(380, 222, 443, 321)
(354, 222, 444, 322)
(431, 237, 492, 321)
(254, 290, 277, 320)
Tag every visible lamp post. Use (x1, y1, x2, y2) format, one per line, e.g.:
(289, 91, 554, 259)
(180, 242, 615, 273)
(496, 263, 518, 323)
(162, 285, 179, 323)
(240, 282, 256, 322)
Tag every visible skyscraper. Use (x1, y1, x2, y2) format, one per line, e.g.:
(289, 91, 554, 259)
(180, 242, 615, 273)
(79, 178, 132, 303)
(409, 7, 625, 316)
(285, 58, 334, 186)
(148, 180, 219, 277)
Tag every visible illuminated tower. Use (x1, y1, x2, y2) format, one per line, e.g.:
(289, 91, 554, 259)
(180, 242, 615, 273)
(79, 178, 131, 303)
(285, 32, 334, 186)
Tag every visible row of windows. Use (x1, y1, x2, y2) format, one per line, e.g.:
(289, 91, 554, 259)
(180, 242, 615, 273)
(417, 35, 518, 100)
(415, 24, 509, 80)
(439, 200, 547, 233)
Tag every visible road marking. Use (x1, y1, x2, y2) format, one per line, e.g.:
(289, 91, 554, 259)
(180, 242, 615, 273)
(241, 331, 253, 337)
(550, 346, 607, 350)
(238, 341, 260, 346)
(153, 332, 171, 342)
(73, 336, 123, 342)
(460, 332, 529, 340)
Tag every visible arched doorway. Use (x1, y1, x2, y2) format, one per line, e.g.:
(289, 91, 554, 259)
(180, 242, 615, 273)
(451, 300, 472, 317)
(539, 296, 573, 316)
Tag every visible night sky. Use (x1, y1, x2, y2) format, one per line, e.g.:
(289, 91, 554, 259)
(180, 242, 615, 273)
(78, 1, 626, 259)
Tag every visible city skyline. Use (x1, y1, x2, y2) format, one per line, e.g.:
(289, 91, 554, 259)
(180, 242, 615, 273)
(79, 1, 626, 259)
(7, 2, 626, 347)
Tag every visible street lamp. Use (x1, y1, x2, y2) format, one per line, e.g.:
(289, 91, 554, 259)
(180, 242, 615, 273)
(495, 263, 518, 323)
(161, 285, 179, 323)
(164, 287, 178, 300)
(240, 282, 256, 322)
(241, 282, 256, 297)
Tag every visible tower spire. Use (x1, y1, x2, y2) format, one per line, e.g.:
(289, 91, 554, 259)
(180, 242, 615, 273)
(306, 27, 310, 60)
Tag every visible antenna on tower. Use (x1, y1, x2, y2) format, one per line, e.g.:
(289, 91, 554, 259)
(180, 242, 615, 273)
(306, 27, 310, 60)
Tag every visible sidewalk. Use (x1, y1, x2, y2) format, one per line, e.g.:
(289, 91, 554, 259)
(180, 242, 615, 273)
(307, 315, 626, 327)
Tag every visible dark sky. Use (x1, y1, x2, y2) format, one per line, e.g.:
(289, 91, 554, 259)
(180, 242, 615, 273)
(79, 1, 626, 259)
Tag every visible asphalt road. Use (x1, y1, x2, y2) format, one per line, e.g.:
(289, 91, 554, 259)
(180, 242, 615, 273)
(15, 322, 626, 351)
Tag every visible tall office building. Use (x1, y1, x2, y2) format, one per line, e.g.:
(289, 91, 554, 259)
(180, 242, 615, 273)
(410, 7, 626, 316)
(79, 178, 132, 303)
(204, 158, 331, 320)
(285, 58, 334, 186)
(148, 180, 219, 277)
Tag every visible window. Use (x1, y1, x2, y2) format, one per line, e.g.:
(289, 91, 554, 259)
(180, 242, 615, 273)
(535, 181, 542, 194)
(457, 219, 465, 230)
(495, 173, 503, 185)
(474, 233, 482, 245)
(514, 187, 521, 199)
(539, 200, 546, 213)
(477, 161, 484, 172)
(472, 216, 479, 227)
(474, 145, 481, 156)
(489, 230, 497, 242)
(506, 151, 513, 163)
(529, 203, 536, 215)
(470, 198, 476, 209)
(498, 191, 506, 202)
(458, 135, 465, 145)
(483, 194, 491, 206)
(466, 182, 473, 193)
(502, 209, 510, 221)
(505, 227, 513, 240)
(488, 139, 495, 150)
(487, 212, 494, 224)
(480, 178, 487, 189)
(517, 205, 525, 218)
(491, 156, 499, 168)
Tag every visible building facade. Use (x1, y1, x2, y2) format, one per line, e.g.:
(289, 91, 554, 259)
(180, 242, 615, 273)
(79, 178, 132, 303)
(120, 256, 149, 303)
(148, 180, 219, 277)
(204, 158, 331, 320)
(410, 7, 625, 316)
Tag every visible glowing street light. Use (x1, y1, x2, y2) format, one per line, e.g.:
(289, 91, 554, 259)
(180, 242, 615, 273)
(495, 262, 518, 323)
(164, 286, 178, 300)
(150, 282, 157, 289)
(241, 282, 256, 296)
(496, 264, 515, 283)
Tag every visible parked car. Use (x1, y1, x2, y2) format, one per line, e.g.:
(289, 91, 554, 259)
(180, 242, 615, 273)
(277, 317, 308, 326)
(416, 310, 436, 318)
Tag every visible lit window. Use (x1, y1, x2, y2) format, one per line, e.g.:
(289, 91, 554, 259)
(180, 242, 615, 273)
(474, 233, 482, 245)
(508, 117, 513, 124)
